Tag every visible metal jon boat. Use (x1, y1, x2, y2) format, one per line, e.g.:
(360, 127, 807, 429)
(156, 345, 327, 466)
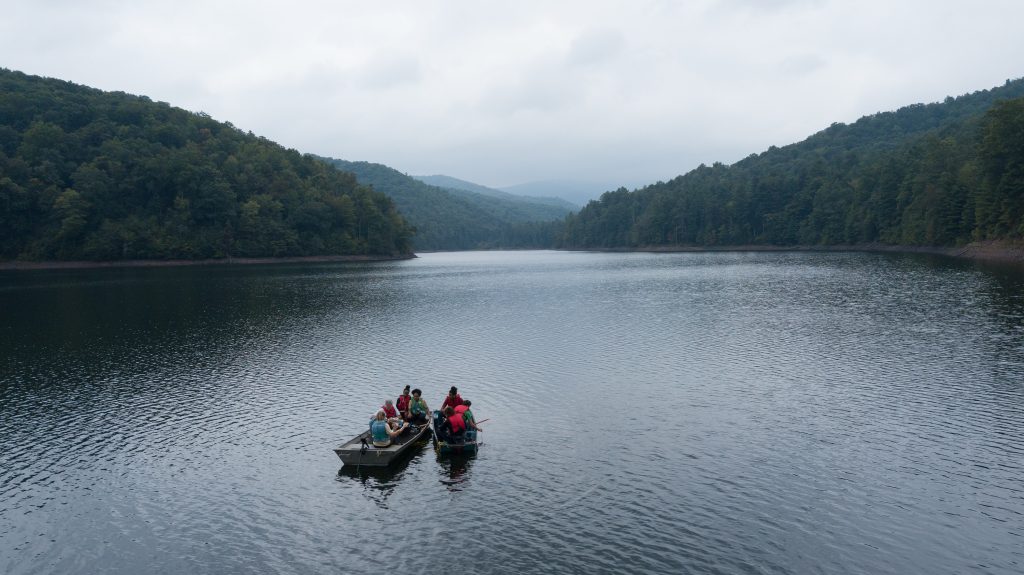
(432, 410, 480, 456)
(334, 417, 433, 467)
(435, 433, 479, 456)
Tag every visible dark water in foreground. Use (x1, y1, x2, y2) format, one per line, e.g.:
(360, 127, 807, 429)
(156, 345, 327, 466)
(1, 250, 1023, 574)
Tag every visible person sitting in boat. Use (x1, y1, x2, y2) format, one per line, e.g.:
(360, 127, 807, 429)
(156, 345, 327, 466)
(395, 385, 412, 420)
(441, 386, 463, 411)
(432, 408, 447, 440)
(408, 388, 430, 424)
(379, 399, 406, 432)
(455, 400, 481, 431)
(439, 406, 466, 443)
(370, 410, 408, 448)
(381, 399, 401, 423)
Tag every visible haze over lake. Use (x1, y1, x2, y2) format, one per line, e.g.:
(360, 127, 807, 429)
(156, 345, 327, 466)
(2, 251, 1022, 574)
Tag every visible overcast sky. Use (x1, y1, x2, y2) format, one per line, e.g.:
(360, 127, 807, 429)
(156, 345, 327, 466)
(3, 0, 1023, 192)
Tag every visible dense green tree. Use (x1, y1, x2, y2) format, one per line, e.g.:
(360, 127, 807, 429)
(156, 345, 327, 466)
(560, 79, 1024, 250)
(0, 68, 413, 261)
(977, 98, 1024, 238)
(319, 158, 568, 250)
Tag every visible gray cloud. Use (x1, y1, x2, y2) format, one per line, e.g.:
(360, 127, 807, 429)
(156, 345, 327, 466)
(480, 61, 581, 116)
(566, 29, 625, 68)
(714, 0, 826, 13)
(358, 55, 422, 90)
(778, 54, 828, 77)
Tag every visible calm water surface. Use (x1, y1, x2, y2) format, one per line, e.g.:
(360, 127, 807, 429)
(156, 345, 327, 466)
(1, 251, 1023, 574)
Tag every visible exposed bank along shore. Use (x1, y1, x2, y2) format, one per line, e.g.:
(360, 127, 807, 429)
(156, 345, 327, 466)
(602, 241, 1024, 265)
(3, 242, 1023, 270)
(0, 253, 416, 271)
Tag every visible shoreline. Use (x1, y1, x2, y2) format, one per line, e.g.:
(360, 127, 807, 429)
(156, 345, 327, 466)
(3, 241, 1023, 270)
(585, 241, 1024, 265)
(0, 253, 416, 271)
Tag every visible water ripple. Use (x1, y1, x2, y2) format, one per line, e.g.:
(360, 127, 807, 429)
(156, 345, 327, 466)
(1, 252, 1023, 574)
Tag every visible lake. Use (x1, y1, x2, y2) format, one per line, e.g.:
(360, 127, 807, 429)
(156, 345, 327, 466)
(1, 250, 1022, 574)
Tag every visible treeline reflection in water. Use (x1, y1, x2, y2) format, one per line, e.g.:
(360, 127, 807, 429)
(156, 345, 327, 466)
(1, 251, 1022, 575)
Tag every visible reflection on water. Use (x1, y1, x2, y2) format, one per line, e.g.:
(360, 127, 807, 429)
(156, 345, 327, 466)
(2, 251, 1023, 575)
(436, 454, 477, 491)
(336, 438, 432, 509)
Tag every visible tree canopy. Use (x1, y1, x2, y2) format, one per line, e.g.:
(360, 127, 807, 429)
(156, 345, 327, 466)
(0, 69, 413, 261)
(559, 79, 1024, 250)
(5, 67, 1022, 259)
(320, 158, 565, 251)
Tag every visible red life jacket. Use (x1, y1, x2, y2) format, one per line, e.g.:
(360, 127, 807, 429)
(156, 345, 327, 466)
(454, 405, 468, 415)
(382, 404, 398, 418)
(442, 394, 463, 410)
(449, 412, 466, 433)
(396, 395, 410, 412)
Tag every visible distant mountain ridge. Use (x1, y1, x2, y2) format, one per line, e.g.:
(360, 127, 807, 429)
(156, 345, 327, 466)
(318, 158, 564, 251)
(413, 174, 579, 211)
(500, 180, 612, 207)
(4, 66, 1022, 259)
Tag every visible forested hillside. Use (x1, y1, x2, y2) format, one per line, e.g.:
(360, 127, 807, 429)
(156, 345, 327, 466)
(6, 67, 1020, 260)
(560, 79, 1024, 249)
(414, 174, 578, 212)
(0, 69, 413, 261)
(320, 158, 563, 250)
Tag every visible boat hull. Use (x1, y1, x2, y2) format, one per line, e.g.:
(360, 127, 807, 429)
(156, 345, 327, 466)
(435, 440, 479, 456)
(433, 416, 480, 456)
(334, 420, 432, 467)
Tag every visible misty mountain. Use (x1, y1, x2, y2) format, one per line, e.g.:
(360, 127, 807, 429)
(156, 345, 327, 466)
(414, 174, 579, 211)
(499, 180, 612, 207)
(318, 158, 565, 251)
(5, 66, 1021, 260)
